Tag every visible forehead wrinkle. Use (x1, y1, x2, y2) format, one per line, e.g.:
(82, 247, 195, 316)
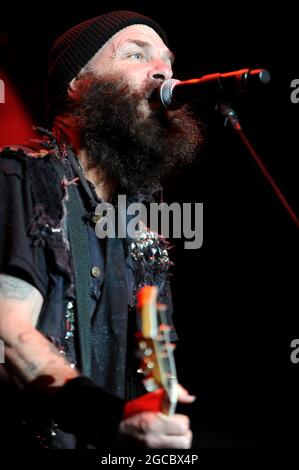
(116, 38, 150, 52)
(116, 38, 175, 64)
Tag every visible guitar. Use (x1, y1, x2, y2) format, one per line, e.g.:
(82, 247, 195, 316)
(124, 285, 178, 418)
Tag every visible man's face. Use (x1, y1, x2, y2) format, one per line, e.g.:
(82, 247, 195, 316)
(68, 24, 202, 196)
(80, 24, 174, 115)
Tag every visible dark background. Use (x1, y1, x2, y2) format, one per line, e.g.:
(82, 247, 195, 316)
(1, 0, 298, 450)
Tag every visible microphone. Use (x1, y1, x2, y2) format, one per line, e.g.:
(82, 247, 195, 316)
(157, 68, 271, 109)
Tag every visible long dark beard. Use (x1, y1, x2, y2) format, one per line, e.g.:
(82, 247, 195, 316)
(71, 75, 203, 196)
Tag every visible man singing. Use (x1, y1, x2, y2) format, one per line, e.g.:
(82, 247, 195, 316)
(0, 10, 201, 449)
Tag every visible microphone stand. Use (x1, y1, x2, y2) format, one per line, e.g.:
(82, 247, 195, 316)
(217, 102, 299, 230)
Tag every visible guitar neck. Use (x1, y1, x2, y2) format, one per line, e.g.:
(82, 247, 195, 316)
(137, 285, 178, 415)
(156, 304, 178, 415)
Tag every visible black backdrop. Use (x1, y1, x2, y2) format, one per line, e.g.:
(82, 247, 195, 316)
(1, 0, 298, 450)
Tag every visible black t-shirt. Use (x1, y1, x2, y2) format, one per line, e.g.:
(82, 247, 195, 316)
(0, 148, 49, 295)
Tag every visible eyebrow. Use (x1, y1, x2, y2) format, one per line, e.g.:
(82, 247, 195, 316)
(120, 39, 175, 64)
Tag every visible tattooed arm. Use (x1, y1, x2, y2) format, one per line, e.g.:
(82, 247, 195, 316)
(0, 274, 194, 448)
(0, 274, 78, 387)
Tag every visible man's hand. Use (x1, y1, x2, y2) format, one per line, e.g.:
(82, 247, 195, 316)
(118, 385, 196, 448)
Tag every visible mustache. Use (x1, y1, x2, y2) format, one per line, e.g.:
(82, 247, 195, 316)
(71, 73, 171, 116)
(73, 73, 159, 100)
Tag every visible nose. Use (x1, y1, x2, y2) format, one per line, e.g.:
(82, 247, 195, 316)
(148, 58, 173, 82)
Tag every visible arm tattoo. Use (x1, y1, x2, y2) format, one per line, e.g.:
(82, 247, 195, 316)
(24, 362, 38, 376)
(0, 274, 34, 300)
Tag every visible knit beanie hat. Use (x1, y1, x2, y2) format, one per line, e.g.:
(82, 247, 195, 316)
(46, 10, 168, 124)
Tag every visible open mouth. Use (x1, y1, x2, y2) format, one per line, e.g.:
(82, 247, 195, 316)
(146, 87, 159, 103)
(139, 85, 166, 115)
(146, 87, 166, 113)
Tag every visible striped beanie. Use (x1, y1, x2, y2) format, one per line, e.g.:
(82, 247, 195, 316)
(46, 10, 168, 124)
